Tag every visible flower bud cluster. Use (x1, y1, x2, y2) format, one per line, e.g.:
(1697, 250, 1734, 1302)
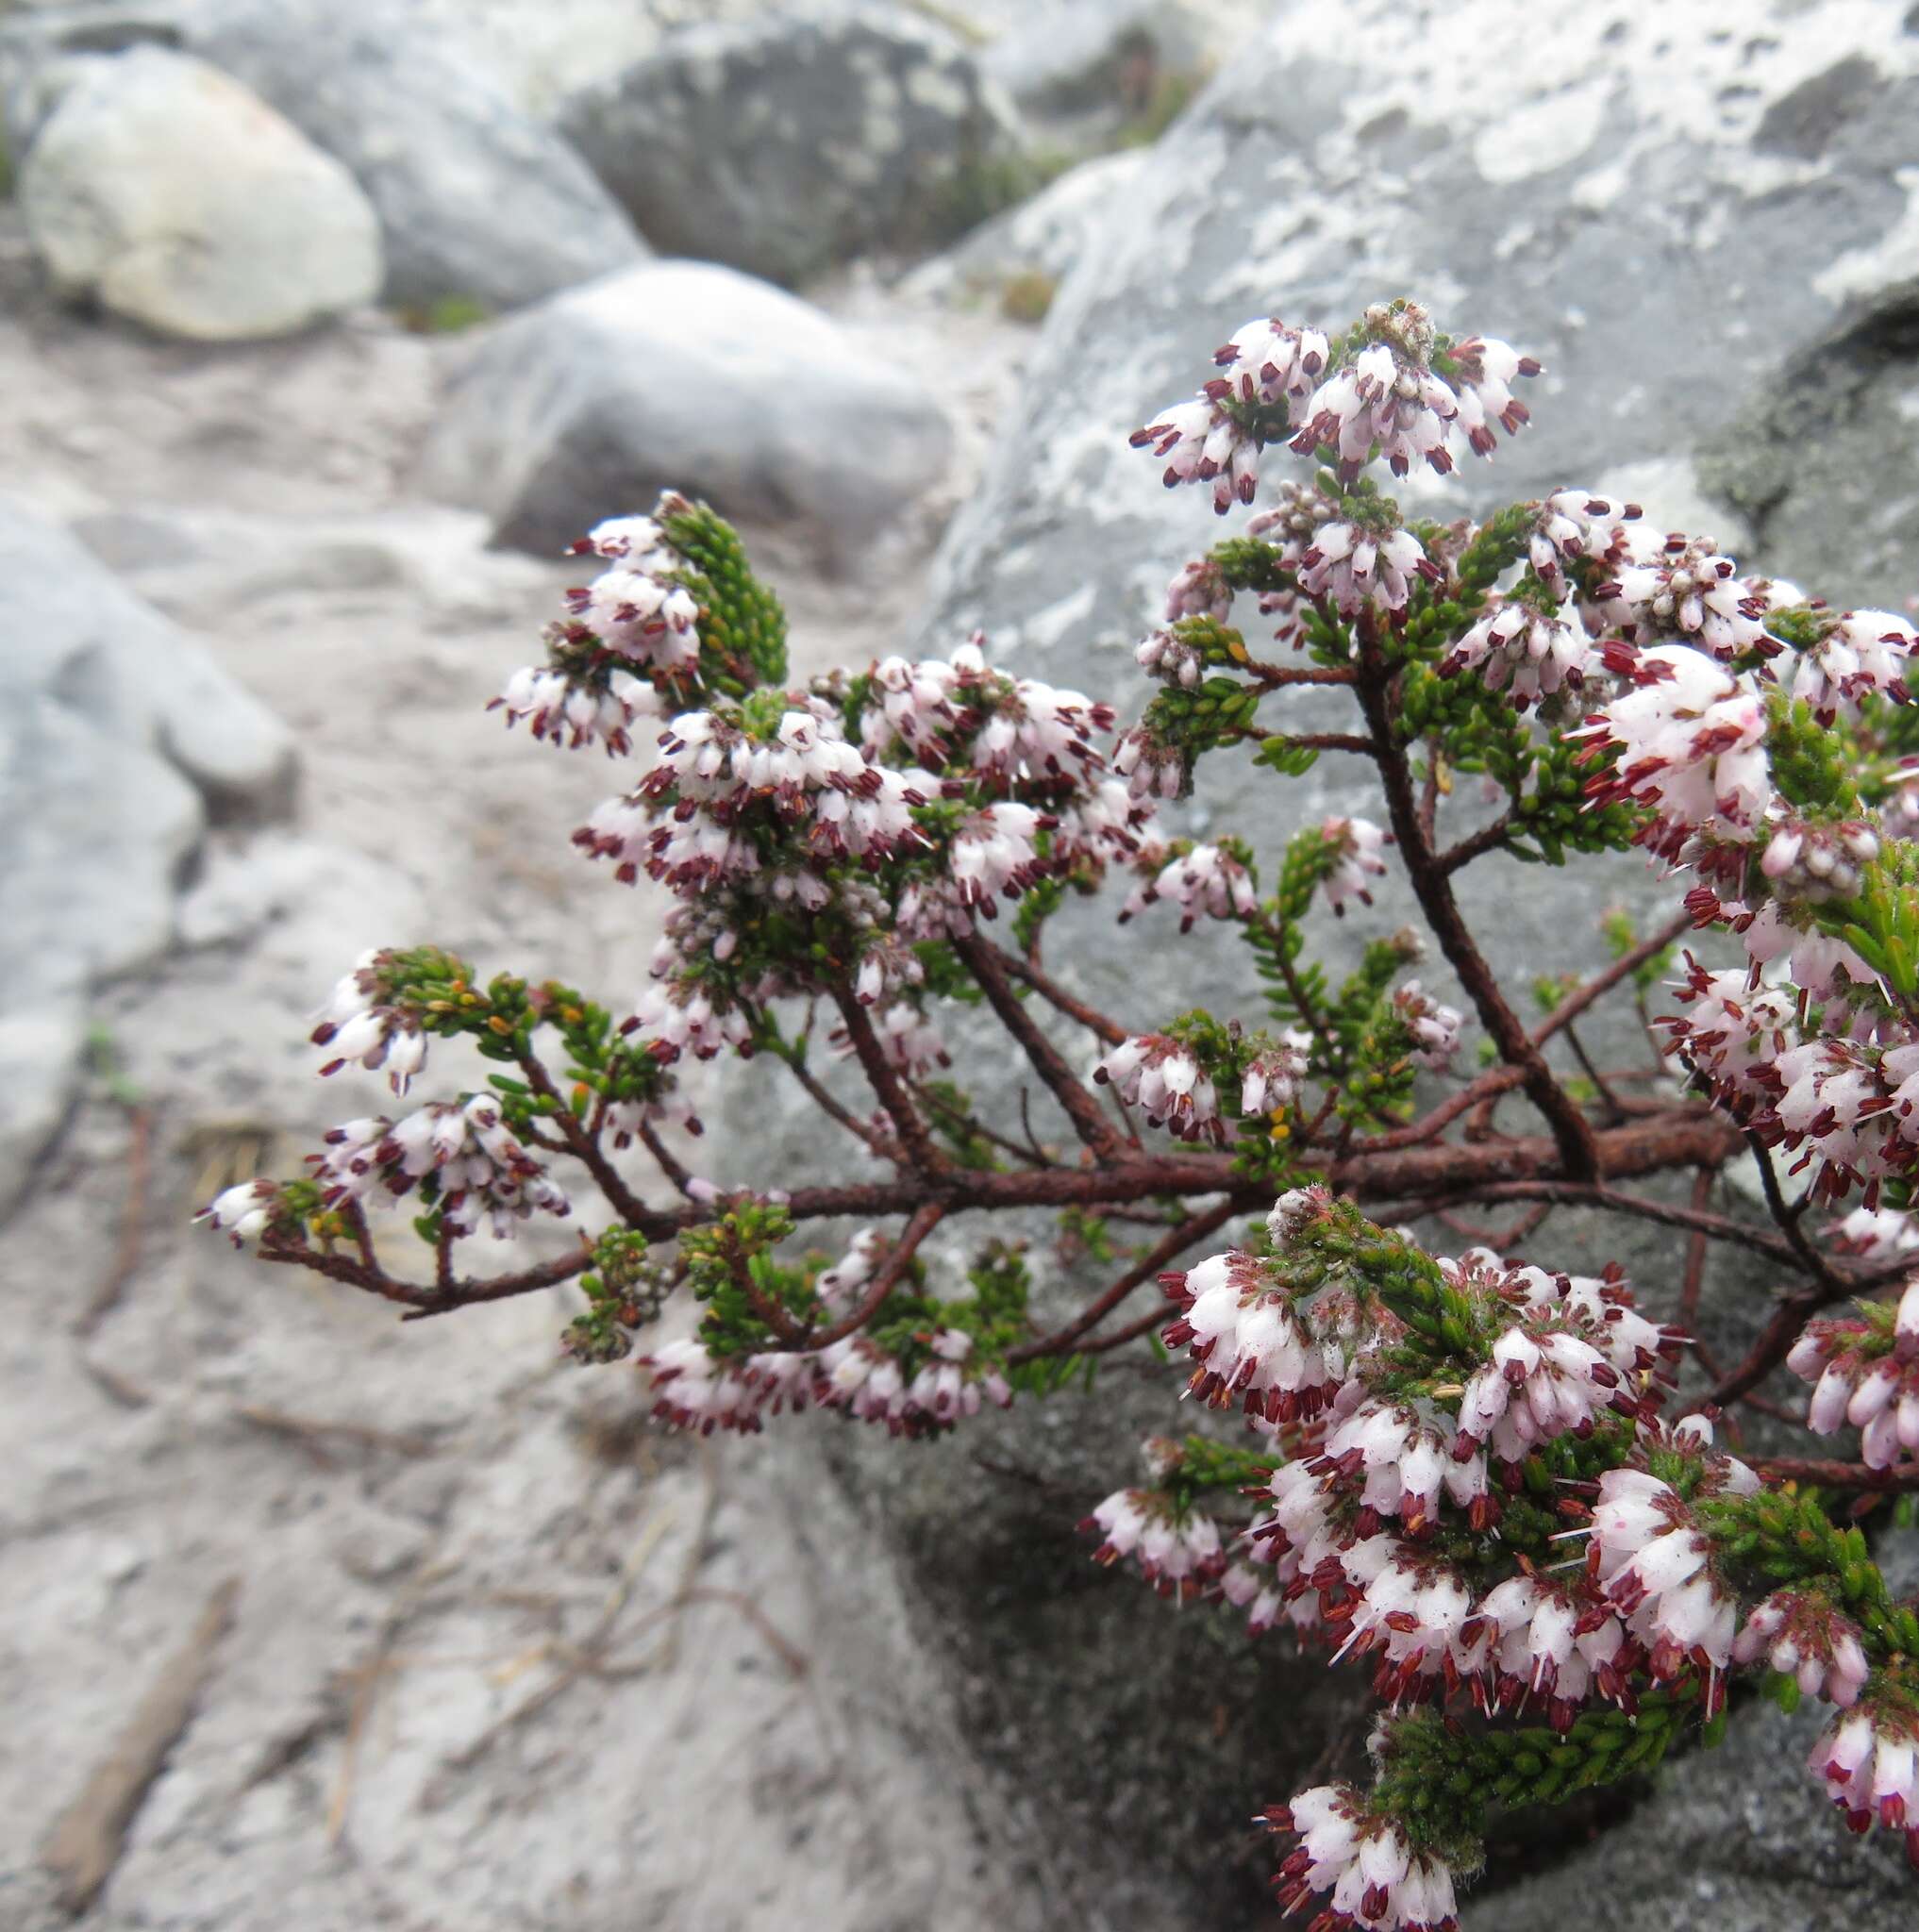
(298, 1097, 571, 1241)
(1094, 1032, 1222, 1142)
(1789, 1283, 1919, 1468)
(1121, 841, 1259, 931)
(309, 948, 433, 1093)
(1083, 1486, 1226, 1597)
(1267, 1784, 1460, 1932)
(640, 1325, 1012, 1440)
(1582, 1444, 1760, 1713)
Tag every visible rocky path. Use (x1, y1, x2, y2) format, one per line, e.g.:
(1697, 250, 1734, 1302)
(0, 193, 1052, 1927)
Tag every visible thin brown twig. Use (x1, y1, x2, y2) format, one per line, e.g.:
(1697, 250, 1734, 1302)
(993, 948, 1128, 1048)
(830, 986, 944, 1172)
(1008, 1197, 1239, 1362)
(801, 1203, 946, 1349)
(953, 932, 1126, 1159)
(517, 1053, 653, 1224)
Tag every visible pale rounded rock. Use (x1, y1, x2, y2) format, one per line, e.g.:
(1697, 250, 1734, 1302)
(20, 44, 382, 341)
(416, 259, 955, 560)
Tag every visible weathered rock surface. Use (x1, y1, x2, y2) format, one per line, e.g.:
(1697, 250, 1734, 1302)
(19, 45, 381, 340)
(560, 6, 1030, 289)
(904, 146, 1149, 307)
(416, 259, 955, 559)
(710, 2, 1919, 1924)
(188, 0, 647, 313)
(0, 499, 295, 1217)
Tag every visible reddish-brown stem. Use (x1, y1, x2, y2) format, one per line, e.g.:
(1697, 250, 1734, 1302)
(952, 932, 1126, 1160)
(1743, 1131, 1849, 1294)
(637, 1120, 698, 1196)
(258, 1241, 592, 1316)
(1435, 816, 1511, 875)
(1750, 1457, 1919, 1493)
(1008, 1197, 1240, 1362)
(776, 1044, 893, 1156)
(993, 948, 1128, 1047)
(1244, 729, 1377, 756)
(1245, 661, 1359, 689)
(516, 1052, 653, 1225)
(914, 1081, 1057, 1169)
(1352, 615, 1599, 1181)
(829, 986, 943, 1172)
(726, 1236, 803, 1344)
(274, 1108, 1745, 1320)
(802, 1205, 945, 1349)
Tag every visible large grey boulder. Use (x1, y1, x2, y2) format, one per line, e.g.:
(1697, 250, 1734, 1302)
(560, 6, 1031, 289)
(177, 0, 646, 312)
(415, 259, 955, 560)
(0, 501, 295, 1218)
(708, 2, 1919, 1925)
(19, 45, 381, 340)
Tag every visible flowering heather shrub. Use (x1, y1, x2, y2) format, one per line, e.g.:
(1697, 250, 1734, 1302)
(203, 298, 1919, 1922)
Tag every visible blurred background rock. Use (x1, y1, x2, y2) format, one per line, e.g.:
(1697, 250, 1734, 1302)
(1, 3, 1915, 1929)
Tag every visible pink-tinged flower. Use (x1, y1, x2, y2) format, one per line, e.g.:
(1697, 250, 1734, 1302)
(1443, 600, 1595, 708)
(1657, 959, 1801, 1112)
(1588, 541, 1771, 660)
(309, 950, 431, 1094)
(1527, 491, 1644, 597)
(564, 563, 702, 675)
(950, 803, 1051, 911)
(1477, 1574, 1634, 1728)
(1810, 1700, 1919, 1853)
(1321, 816, 1391, 915)
(1123, 841, 1259, 931)
(1242, 1031, 1312, 1118)
(1082, 1487, 1226, 1597)
(302, 1098, 569, 1241)
(1335, 1549, 1489, 1698)
(1298, 520, 1435, 617)
(816, 1227, 884, 1305)
(1583, 1462, 1752, 1708)
(1443, 336, 1540, 457)
(491, 658, 656, 756)
(639, 1339, 809, 1435)
(813, 1330, 1010, 1438)
(1160, 1248, 1340, 1423)
(1317, 1403, 1489, 1535)
(1789, 1290, 1919, 1470)
(1131, 397, 1261, 513)
(1455, 1323, 1624, 1463)
(1291, 313, 1461, 484)
(1166, 557, 1235, 625)
(1734, 1590, 1871, 1707)
(1787, 609, 1916, 724)
(1213, 315, 1330, 408)
(626, 977, 753, 1060)
(1759, 817, 1880, 904)
(1135, 627, 1203, 688)
(571, 511, 674, 566)
(1094, 1034, 1222, 1143)
(198, 1178, 284, 1247)
(1221, 1560, 1287, 1636)
(1113, 723, 1186, 801)
(1267, 1784, 1460, 1932)
(1577, 645, 1772, 860)
(1828, 1206, 1919, 1266)
(1392, 982, 1462, 1071)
